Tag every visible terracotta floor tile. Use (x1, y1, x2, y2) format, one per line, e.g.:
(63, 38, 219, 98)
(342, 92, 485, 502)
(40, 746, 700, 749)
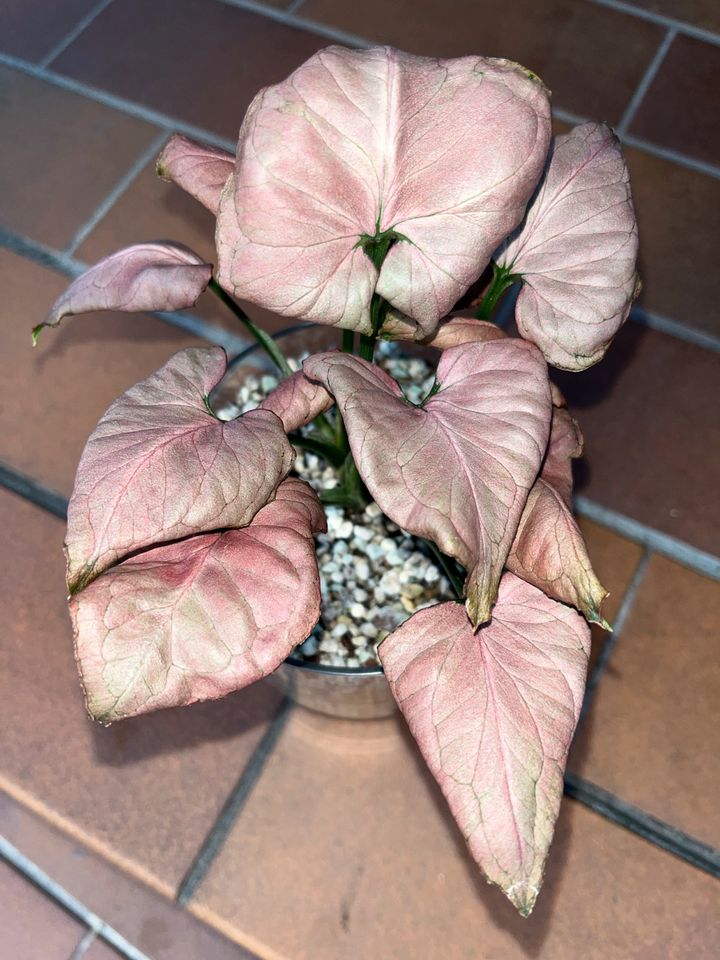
(75, 158, 289, 337)
(52, 0, 329, 142)
(628, 0, 720, 32)
(299, 0, 663, 123)
(553, 322, 720, 555)
(571, 554, 720, 846)
(192, 707, 720, 959)
(0, 65, 159, 250)
(0, 793, 254, 960)
(1, 0, 100, 62)
(630, 36, 720, 163)
(630, 35, 720, 167)
(0, 859, 85, 960)
(0, 488, 286, 895)
(0, 250, 208, 495)
(627, 147, 720, 337)
(82, 940, 124, 960)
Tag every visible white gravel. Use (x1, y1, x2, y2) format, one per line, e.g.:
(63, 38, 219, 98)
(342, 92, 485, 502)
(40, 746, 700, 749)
(216, 343, 456, 667)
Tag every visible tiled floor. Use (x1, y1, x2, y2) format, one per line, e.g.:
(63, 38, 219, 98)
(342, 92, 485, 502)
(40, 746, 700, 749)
(1, 1, 718, 958)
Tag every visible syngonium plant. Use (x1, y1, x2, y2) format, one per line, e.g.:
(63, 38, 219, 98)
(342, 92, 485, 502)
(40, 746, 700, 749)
(35, 47, 639, 915)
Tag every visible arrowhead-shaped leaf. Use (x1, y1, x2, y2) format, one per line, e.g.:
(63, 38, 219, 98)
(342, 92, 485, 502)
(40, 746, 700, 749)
(508, 406, 608, 624)
(379, 577, 590, 915)
(156, 134, 234, 215)
(71, 479, 325, 722)
(259, 370, 333, 433)
(217, 46, 550, 335)
(382, 312, 507, 348)
(496, 122, 639, 370)
(65, 347, 294, 593)
(33, 243, 212, 342)
(304, 340, 551, 624)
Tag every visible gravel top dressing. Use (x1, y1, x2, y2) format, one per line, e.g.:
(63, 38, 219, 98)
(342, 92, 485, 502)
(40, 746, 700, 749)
(216, 345, 456, 667)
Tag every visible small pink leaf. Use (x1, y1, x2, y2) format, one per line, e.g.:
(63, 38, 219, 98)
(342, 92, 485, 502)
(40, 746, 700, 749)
(496, 122, 639, 370)
(65, 347, 294, 593)
(156, 134, 234, 215)
(382, 312, 507, 348)
(379, 576, 590, 915)
(217, 47, 550, 335)
(508, 407, 608, 624)
(71, 479, 325, 722)
(304, 340, 551, 624)
(33, 243, 212, 342)
(259, 370, 333, 433)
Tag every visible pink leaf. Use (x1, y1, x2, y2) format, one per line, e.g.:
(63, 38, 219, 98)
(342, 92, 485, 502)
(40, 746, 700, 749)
(497, 122, 639, 370)
(65, 347, 294, 593)
(71, 479, 325, 722)
(33, 243, 212, 342)
(508, 406, 609, 624)
(382, 312, 507, 348)
(156, 134, 234, 215)
(304, 340, 551, 624)
(217, 47, 550, 335)
(379, 576, 590, 915)
(259, 370, 333, 433)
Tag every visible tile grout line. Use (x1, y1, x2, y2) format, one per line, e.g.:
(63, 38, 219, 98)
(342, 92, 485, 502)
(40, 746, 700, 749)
(64, 131, 170, 256)
(0, 836, 152, 960)
(0, 227, 250, 356)
(176, 698, 294, 906)
(3, 39, 720, 181)
(39, 0, 117, 69)
(588, 0, 720, 48)
(285, 0, 307, 14)
(631, 304, 720, 354)
(564, 773, 720, 878)
(68, 927, 101, 960)
(574, 497, 720, 581)
(0, 460, 68, 520)
(579, 549, 652, 724)
(616, 28, 677, 136)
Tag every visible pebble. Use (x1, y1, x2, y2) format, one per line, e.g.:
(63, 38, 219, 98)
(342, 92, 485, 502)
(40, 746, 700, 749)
(228, 345, 455, 667)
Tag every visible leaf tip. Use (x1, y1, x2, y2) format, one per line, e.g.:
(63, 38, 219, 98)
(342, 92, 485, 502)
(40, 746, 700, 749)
(506, 879, 540, 917)
(31, 323, 45, 346)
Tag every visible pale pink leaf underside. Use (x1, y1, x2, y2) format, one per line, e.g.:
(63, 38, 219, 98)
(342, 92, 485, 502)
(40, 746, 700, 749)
(379, 577, 590, 915)
(35, 243, 212, 341)
(156, 134, 234, 215)
(497, 122, 639, 370)
(508, 407, 608, 623)
(217, 46, 551, 335)
(304, 340, 551, 624)
(382, 312, 508, 349)
(72, 479, 325, 722)
(259, 370, 333, 433)
(65, 347, 294, 592)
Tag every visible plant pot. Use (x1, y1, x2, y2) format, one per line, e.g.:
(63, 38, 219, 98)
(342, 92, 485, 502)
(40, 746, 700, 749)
(213, 323, 400, 720)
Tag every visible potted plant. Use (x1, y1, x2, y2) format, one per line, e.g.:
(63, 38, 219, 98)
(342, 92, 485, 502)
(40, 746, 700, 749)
(35, 46, 638, 916)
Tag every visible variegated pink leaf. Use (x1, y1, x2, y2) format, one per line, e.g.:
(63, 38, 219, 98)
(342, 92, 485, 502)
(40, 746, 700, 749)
(72, 479, 325, 723)
(157, 134, 234, 215)
(217, 46, 551, 336)
(508, 406, 608, 624)
(259, 370, 333, 433)
(496, 122, 639, 370)
(379, 576, 590, 915)
(304, 340, 551, 624)
(66, 347, 294, 593)
(382, 312, 507, 348)
(33, 243, 212, 342)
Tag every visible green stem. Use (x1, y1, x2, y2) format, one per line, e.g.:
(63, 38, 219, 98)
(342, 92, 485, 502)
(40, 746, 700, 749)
(425, 540, 465, 600)
(209, 279, 293, 377)
(291, 435, 347, 468)
(342, 329, 355, 354)
(474, 263, 517, 321)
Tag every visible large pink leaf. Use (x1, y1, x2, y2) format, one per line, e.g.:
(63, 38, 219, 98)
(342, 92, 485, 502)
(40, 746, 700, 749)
(259, 370, 333, 433)
(382, 312, 507, 348)
(217, 46, 551, 336)
(33, 243, 212, 342)
(65, 347, 294, 593)
(304, 340, 551, 624)
(508, 406, 608, 624)
(496, 122, 639, 370)
(71, 479, 325, 722)
(156, 134, 234, 215)
(379, 577, 590, 915)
